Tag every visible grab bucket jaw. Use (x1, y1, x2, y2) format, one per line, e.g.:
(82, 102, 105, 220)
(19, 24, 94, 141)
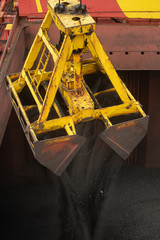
(34, 135, 86, 176)
(99, 116, 149, 159)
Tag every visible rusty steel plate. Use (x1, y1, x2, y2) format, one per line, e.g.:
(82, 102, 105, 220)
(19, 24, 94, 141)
(99, 116, 149, 159)
(34, 135, 86, 176)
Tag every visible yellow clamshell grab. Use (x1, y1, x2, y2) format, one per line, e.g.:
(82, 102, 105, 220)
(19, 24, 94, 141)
(6, 0, 148, 176)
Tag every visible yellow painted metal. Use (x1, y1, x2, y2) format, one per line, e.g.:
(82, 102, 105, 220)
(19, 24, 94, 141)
(38, 28, 59, 62)
(59, 81, 94, 115)
(47, 0, 95, 35)
(23, 11, 52, 71)
(82, 59, 99, 75)
(94, 88, 115, 97)
(73, 53, 82, 90)
(38, 35, 72, 123)
(6, 76, 38, 147)
(35, 0, 43, 13)
(5, 24, 12, 30)
(117, 0, 160, 19)
(87, 32, 129, 103)
(42, 82, 76, 136)
(21, 70, 43, 112)
(6, 0, 147, 150)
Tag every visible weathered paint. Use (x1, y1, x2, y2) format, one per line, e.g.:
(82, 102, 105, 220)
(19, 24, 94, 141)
(100, 116, 149, 159)
(34, 135, 86, 175)
(116, 0, 160, 19)
(85, 0, 126, 18)
(35, 0, 43, 12)
(18, 0, 160, 19)
(18, 0, 47, 17)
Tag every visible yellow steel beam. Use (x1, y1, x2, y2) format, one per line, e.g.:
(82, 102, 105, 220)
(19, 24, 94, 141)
(31, 70, 52, 81)
(38, 28, 59, 62)
(30, 101, 140, 136)
(87, 32, 130, 103)
(31, 115, 74, 135)
(82, 59, 99, 75)
(38, 35, 72, 123)
(73, 53, 82, 90)
(99, 102, 139, 119)
(42, 82, 76, 136)
(94, 88, 116, 97)
(22, 11, 52, 72)
(6, 76, 37, 144)
(11, 77, 25, 93)
(21, 70, 43, 112)
(125, 87, 146, 117)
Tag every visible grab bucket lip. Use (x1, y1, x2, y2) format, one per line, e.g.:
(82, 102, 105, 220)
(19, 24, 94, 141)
(33, 135, 86, 176)
(99, 116, 149, 159)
